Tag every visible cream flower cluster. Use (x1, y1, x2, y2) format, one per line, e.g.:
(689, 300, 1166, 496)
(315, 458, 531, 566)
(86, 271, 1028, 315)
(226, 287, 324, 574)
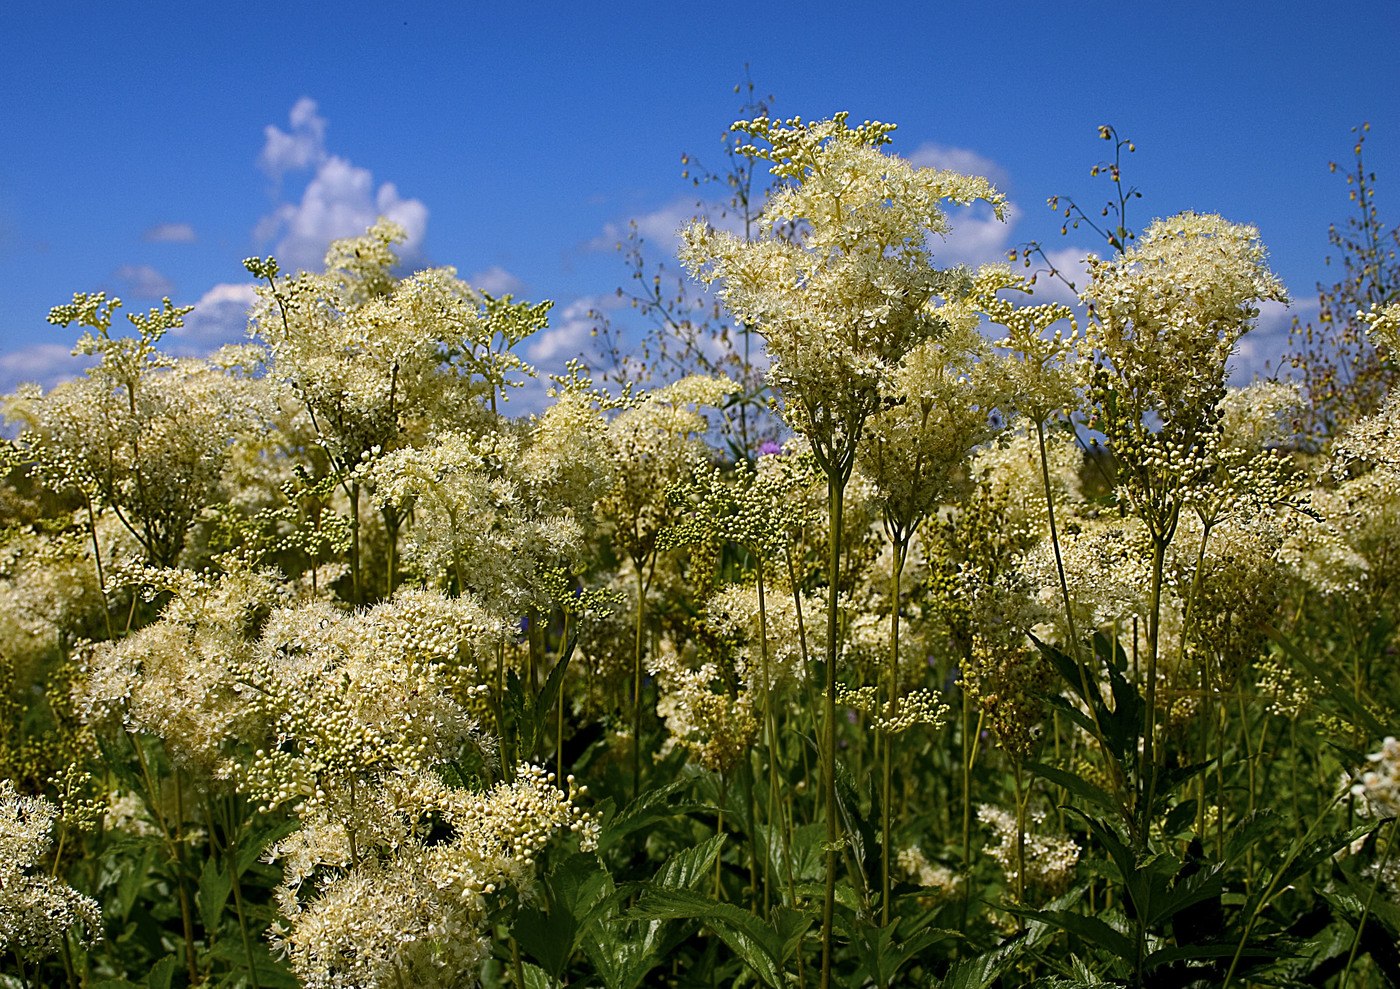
(0, 780, 101, 957)
(1349, 736, 1400, 819)
(650, 644, 759, 774)
(977, 803, 1080, 895)
(269, 765, 595, 989)
(681, 114, 1004, 474)
(838, 684, 948, 735)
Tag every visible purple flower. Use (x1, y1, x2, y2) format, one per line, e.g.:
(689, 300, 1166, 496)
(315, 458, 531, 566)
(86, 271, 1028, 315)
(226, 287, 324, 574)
(756, 440, 784, 457)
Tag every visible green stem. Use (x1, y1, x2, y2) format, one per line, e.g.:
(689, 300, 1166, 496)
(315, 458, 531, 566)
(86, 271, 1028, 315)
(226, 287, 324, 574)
(820, 471, 846, 989)
(632, 563, 647, 802)
(1340, 819, 1397, 989)
(881, 538, 906, 928)
(1139, 535, 1168, 842)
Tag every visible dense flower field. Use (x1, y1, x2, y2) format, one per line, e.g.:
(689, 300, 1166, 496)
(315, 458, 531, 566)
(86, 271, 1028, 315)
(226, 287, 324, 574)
(1, 114, 1398, 988)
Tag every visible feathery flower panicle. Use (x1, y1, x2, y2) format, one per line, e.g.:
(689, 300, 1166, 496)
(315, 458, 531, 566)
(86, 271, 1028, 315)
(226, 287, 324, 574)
(368, 429, 585, 616)
(1347, 736, 1400, 819)
(1017, 516, 1152, 638)
(703, 582, 824, 693)
(269, 765, 595, 989)
(1080, 213, 1287, 535)
(663, 445, 819, 595)
(1165, 510, 1293, 687)
(971, 264, 1080, 423)
(971, 427, 1084, 540)
(650, 643, 759, 775)
(594, 374, 738, 570)
(897, 844, 961, 898)
(681, 113, 1005, 475)
(518, 383, 616, 520)
(0, 520, 113, 684)
(8, 347, 263, 567)
(1218, 380, 1303, 453)
(859, 317, 1007, 543)
(1281, 473, 1397, 600)
(977, 803, 1080, 896)
(73, 565, 281, 776)
(1332, 308, 1400, 477)
(240, 590, 498, 816)
(0, 780, 101, 958)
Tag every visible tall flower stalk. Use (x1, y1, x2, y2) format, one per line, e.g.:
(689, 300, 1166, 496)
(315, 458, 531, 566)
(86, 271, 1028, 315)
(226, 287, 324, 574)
(1079, 212, 1286, 835)
(683, 111, 1005, 986)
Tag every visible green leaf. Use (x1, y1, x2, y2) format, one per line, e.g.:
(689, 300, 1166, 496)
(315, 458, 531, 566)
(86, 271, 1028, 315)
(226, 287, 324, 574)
(1143, 859, 1224, 929)
(939, 932, 1029, 989)
(652, 833, 727, 890)
(1028, 760, 1122, 818)
(533, 625, 578, 728)
(632, 887, 788, 988)
(844, 913, 956, 987)
(599, 779, 706, 850)
(515, 852, 619, 978)
(144, 956, 178, 989)
(1016, 909, 1135, 967)
(520, 961, 561, 989)
(197, 855, 233, 934)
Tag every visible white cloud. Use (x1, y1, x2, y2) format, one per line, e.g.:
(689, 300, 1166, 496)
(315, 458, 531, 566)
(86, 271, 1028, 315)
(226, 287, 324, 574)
(934, 200, 1018, 268)
(0, 343, 87, 395)
(1020, 246, 1092, 308)
(1233, 297, 1305, 383)
(143, 222, 196, 243)
(526, 297, 603, 365)
(259, 97, 328, 180)
(468, 265, 525, 297)
(114, 263, 175, 299)
(169, 282, 259, 354)
(255, 99, 429, 274)
(906, 142, 1010, 188)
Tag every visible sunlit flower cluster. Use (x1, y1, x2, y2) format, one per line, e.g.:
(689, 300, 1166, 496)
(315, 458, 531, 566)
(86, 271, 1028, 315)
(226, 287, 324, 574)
(0, 780, 101, 958)
(977, 803, 1080, 896)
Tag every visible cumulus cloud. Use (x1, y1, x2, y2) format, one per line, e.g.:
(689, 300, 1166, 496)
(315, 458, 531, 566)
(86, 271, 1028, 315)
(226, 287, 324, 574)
(1233, 297, 1305, 383)
(468, 265, 526, 297)
(526, 297, 603, 365)
(588, 197, 708, 254)
(255, 99, 429, 274)
(934, 200, 1018, 269)
(142, 222, 196, 244)
(168, 282, 259, 355)
(114, 264, 175, 299)
(259, 97, 329, 180)
(0, 343, 87, 395)
(907, 142, 1010, 189)
(1020, 246, 1092, 308)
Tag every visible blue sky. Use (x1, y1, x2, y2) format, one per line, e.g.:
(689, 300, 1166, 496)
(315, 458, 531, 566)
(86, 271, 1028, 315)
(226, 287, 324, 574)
(2, 2, 1397, 403)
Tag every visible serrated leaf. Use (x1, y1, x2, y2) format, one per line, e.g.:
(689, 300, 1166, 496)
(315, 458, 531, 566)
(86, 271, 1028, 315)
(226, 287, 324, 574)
(1029, 760, 1122, 818)
(1017, 909, 1135, 966)
(197, 855, 232, 934)
(939, 931, 1030, 989)
(652, 833, 726, 890)
(144, 956, 178, 989)
(521, 961, 561, 989)
(632, 887, 787, 988)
